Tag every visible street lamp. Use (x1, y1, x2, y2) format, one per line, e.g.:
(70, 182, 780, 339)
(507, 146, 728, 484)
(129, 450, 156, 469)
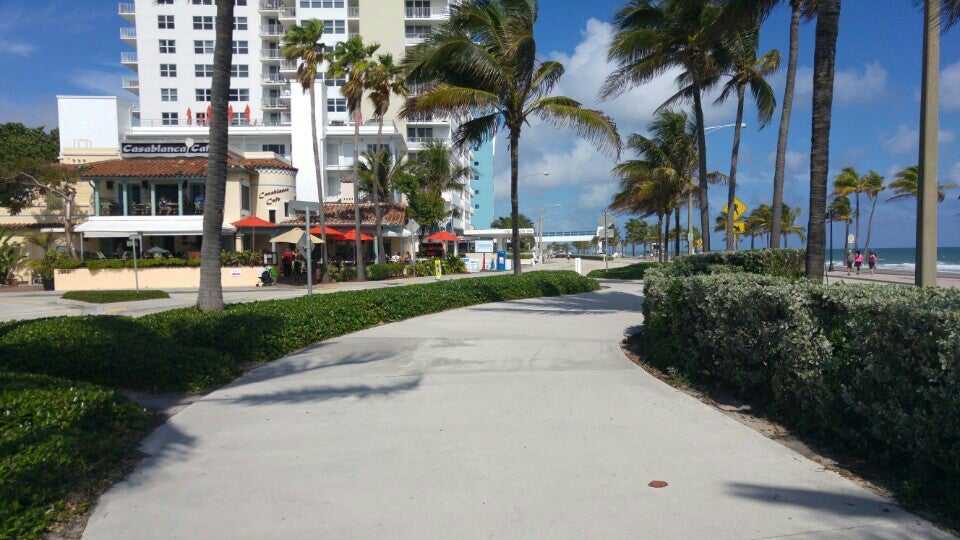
(687, 123, 747, 254)
(537, 202, 561, 264)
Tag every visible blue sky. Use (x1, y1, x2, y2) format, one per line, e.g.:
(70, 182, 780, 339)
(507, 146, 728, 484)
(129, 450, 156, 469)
(0, 0, 958, 248)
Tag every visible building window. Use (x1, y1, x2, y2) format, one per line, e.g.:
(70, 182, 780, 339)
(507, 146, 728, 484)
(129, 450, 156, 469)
(231, 64, 249, 77)
(407, 127, 433, 141)
(473, 161, 479, 166)
(195, 64, 214, 77)
(235, 0, 247, 5)
(324, 75, 346, 87)
(157, 0, 173, 3)
(474, 189, 480, 195)
(406, 0, 431, 17)
(228, 88, 250, 101)
(158, 15, 174, 29)
(193, 16, 214, 30)
(194, 40, 214, 54)
(475, 204, 480, 209)
(160, 64, 177, 77)
(161, 112, 179, 126)
(161, 88, 178, 102)
(406, 25, 431, 39)
(240, 185, 251, 211)
(262, 144, 287, 156)
(234, 17, 248, 30)
(195, 112, 207, 125)
(191, 0, 213, 4)
(300, 0, 344, 6)
(326, 98, 346, 112)
(322, 20, 345, 34)
(232, 40, 248, 54)
(158, 39, 176, 53)
(196, 88, 212, 101)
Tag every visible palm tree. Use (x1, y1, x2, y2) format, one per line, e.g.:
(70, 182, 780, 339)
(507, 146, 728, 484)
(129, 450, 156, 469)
(779, 203, 806, 247)
(828, 195, 852, 257)
(356, 148, 416, 203)
(603, 0, 731, 252)
(715, 26, 779, 250)
(330, 36, 380, 280)
(746, 203, 773, 247)
(283, 19, 331, 281)
(714, 209, 741, 247)
(625, 218, 648, 256)
(831, 166, 867, 250)
(887, 165, 956, 203)
(197, 0, 235, 312)
(366, 53, 408, 263)
(405, 140, 474, 241)
(861, 171, 884, 252)
(403, 0, 621, 276)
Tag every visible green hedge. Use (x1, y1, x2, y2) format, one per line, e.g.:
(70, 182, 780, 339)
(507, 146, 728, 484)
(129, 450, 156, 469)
(587, 262, 663, 280)
(61, 290, 171, 303)
(0, 372, 149, 538)
(0, 271, 599, 392)
(669, 249, 806, 278)
(641, 270, 960, 517)
(86, 258, 199, 271)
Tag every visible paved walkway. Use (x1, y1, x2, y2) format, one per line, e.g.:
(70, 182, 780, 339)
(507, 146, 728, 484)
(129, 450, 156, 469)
(83, 281, 947, 539)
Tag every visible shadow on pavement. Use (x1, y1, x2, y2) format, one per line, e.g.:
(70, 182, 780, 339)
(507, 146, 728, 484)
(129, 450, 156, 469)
(726, 483, 898, 518)
(469, 290, 644, 316)
(216, 377, 422, 405)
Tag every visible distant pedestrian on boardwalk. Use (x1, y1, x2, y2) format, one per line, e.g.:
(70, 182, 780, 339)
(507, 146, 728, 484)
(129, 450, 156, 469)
(845, 250, 854, 275)
(854, 250, 863, 275)
(868, 251, 877, 275)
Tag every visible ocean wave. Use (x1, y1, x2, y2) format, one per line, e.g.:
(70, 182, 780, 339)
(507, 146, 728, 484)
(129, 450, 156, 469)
(877, 262, 960, 273)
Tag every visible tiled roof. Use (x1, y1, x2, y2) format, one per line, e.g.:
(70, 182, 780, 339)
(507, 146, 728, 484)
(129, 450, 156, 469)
(281, 202, 408, 227)
(72, 157, 295, 178)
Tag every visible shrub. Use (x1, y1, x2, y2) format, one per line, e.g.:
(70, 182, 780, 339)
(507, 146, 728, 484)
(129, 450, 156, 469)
(587, 262, 662, 280)
(442, 254, 466, 274)
(367, 263, 405, 281)
(61, 290, 170, 303)
(641, 270, 960, 517)
(220, 250, 263, 267)
(86, 257, 201, 271)
(0, 372, 150, 538)
(668, 249, 805, 278)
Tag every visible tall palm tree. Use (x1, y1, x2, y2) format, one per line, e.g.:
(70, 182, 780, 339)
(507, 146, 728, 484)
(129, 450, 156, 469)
(887, 165, 956, 202)
(330, 36, 380, 280)
(746, 203, 773, 246)
(714, 209, 741, 247)
(861, 170, 884, 252)
(831, 166, 867, 250)
(282, 19, 331, 281)
(625, 218, 648, 257)
(603, 0, 731, 252)
(366, 53, 408, 263)
(715, 26, 779, 250)
(828, 195, 852, 257)
(779, 203, 806, 247)
(403, 0, 621, 276)
(412, 139, 473, 206)
(356, 149, 416, 204)
(197, 0, 234, 312)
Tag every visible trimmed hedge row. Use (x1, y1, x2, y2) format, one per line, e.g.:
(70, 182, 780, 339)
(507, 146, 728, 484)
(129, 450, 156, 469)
(587, 262, 663, 280)
(641, 270, 960, 516)
(0, 271, 599, 392)
(62, 290, 171, 303)
(669, 248, 806, 278)
(0, 372, 150, 538)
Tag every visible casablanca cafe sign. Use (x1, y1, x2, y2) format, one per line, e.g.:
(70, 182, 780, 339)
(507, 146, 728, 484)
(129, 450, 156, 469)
(121, 142, 210, 156)
(259, 187, 290, 205)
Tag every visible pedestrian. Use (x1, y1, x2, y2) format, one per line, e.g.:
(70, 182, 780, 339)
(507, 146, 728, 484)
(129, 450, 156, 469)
(854, 250, 863, 275)
(281, 247, 293, 277)
(845, 250, 853, 275)
(868, 250, 877, 275)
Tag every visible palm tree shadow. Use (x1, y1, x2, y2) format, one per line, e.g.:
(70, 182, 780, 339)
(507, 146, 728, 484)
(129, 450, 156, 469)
(216, 377, 422, 406)
(725, 483, 902, 519)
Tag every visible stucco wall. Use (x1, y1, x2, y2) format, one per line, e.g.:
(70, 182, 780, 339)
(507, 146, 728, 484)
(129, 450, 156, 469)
(53, 266, 264, 291)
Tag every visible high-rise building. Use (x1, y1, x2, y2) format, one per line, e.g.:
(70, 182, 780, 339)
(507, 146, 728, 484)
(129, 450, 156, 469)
(469, 137, 494, 229)
(103, 0, 473, 231)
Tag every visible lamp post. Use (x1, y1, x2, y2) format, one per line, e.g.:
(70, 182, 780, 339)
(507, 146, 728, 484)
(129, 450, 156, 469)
(525, 171, 550, 261)
(537, 202, 561, 264)
(688, 123, 747, 254)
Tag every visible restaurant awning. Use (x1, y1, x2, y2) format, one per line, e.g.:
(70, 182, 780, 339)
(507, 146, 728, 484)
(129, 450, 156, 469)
(75, 216, 237, 238)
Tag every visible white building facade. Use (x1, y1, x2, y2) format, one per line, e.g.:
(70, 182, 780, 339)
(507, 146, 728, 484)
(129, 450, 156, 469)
(106, 0, 473, 232)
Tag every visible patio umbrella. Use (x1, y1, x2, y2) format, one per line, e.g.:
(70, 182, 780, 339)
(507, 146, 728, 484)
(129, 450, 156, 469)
(310, 225, 346, 241)
(186, 107, 192, 125)
(227, 104, 234, 124)
(341, 229, 373, 242)
(232, 216, 277, 252)
(144, 246, 171, 258)
(206, 105, 211, 125)
(269, 227, 323, 245)
(244, 104, 251, 125)
(426, 231, 460, 242)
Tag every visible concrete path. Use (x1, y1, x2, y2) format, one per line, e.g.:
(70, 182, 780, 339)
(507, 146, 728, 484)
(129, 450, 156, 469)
(83, 281, 948, 539)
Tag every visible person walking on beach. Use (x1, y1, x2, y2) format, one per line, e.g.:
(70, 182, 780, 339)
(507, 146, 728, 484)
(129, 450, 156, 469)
(868, 251, 877, 275)
(854, 250, 863, 275)
(845, 250, 854, 275)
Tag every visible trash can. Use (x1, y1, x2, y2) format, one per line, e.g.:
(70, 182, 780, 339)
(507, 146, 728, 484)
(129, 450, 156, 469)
(496, 250, 506, 271)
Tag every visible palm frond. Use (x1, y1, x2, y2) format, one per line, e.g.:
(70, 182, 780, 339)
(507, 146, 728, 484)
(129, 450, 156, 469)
(530, 99, 621, 159)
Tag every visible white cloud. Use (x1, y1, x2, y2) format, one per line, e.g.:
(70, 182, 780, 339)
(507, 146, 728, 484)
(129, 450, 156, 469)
(69, 69, 127, 96)
(947, 162, 960, 183)
(578, 183, 617, 209)
(882, 124, 956, 156)
(0, 39, 33, 56)
(940, 61, 960, 111)
(791, 62, 887, 105)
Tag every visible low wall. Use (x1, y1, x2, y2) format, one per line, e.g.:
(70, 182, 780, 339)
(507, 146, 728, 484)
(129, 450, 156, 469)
(54, 266, 263, 291)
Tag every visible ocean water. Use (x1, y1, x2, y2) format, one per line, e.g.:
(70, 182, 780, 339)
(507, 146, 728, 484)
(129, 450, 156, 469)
(826, 247, 960, 273)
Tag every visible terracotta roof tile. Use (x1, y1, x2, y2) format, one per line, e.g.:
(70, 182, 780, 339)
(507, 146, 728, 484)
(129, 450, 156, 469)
(281, 202, 407, 227)
(72, 157, 295, 178)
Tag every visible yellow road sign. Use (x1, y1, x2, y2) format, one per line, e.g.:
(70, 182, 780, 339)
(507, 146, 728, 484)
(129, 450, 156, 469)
(733, 221, 746, 234)
(722, 197, 748, 220)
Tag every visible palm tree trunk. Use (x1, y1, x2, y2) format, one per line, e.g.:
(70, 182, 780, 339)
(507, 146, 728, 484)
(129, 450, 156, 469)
(661, 216, 669, 263)
(864, 196, 878, 251)
(198, 0, 234, 312)
(771, 0, 801, 248)
(509, 128, 522, 276)
(352, 113, 365, 280)
(805, 0, 840, 281)
(657, 214, 663, 263)
(309, 84, 329, 282)
(853, 193, 860, 251)
(692, 80, 711, 252)
(674, 207, 681, 256)
(727, 84, 746, 251)
(372, 119, 386, 264)
(917, 0, 940, 287)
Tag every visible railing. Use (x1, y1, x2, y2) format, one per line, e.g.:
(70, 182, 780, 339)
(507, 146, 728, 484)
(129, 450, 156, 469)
(262, 99, 289, 109)
(407, 136, 438, 144)
(120, 52, 137, 63)
(278, 6, 296, 18)
(407, 112, 447, 123)
(540, 230, 600, 237)
(262, 74, 287, 84)
(122, 77, 139, 88)
(118, 3, 135, 15)
(120, 27, 137, 39)
(405, 6, 431, 18)
(260, 24, 285, 36)
(260, 49, 283, 60)
(259, 0, 283, 10)
(279, 59, 298, 71)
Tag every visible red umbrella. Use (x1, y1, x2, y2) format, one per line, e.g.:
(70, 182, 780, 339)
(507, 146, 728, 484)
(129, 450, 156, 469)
(426, 231, 460, 242)
(341, 229, 374, 241)
(232, 216, 277, 251)
(244, 104, 251, 125)
(310, 225, 346, 240)
(227, 105, 234, 124)
(186, 107, 193, 125)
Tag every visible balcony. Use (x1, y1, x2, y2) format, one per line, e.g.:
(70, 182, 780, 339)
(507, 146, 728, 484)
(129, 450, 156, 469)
(122, 77, 140, 95)
(259, 23, 285, 38)
(405, 5, 448, 20)
(120, 51, 138, 71)
(130, 105, 140, 118)
(348, 6, 359, 18)
(262, 98, 290, 110)
(120, 27, 137, 45)
(404, 32, 429, 46)
(279, 59, 298, 73)
(407, 112, 448, 124)
(260, 49, 283, 62)
(258, 0, 283, 13)
(278, 6, 296, 20)
(261, 74, 287, 86)
(118, 2, 135, 21)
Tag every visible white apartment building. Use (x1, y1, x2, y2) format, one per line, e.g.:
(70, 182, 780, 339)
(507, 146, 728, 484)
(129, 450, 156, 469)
(98, 0, 474, 233)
